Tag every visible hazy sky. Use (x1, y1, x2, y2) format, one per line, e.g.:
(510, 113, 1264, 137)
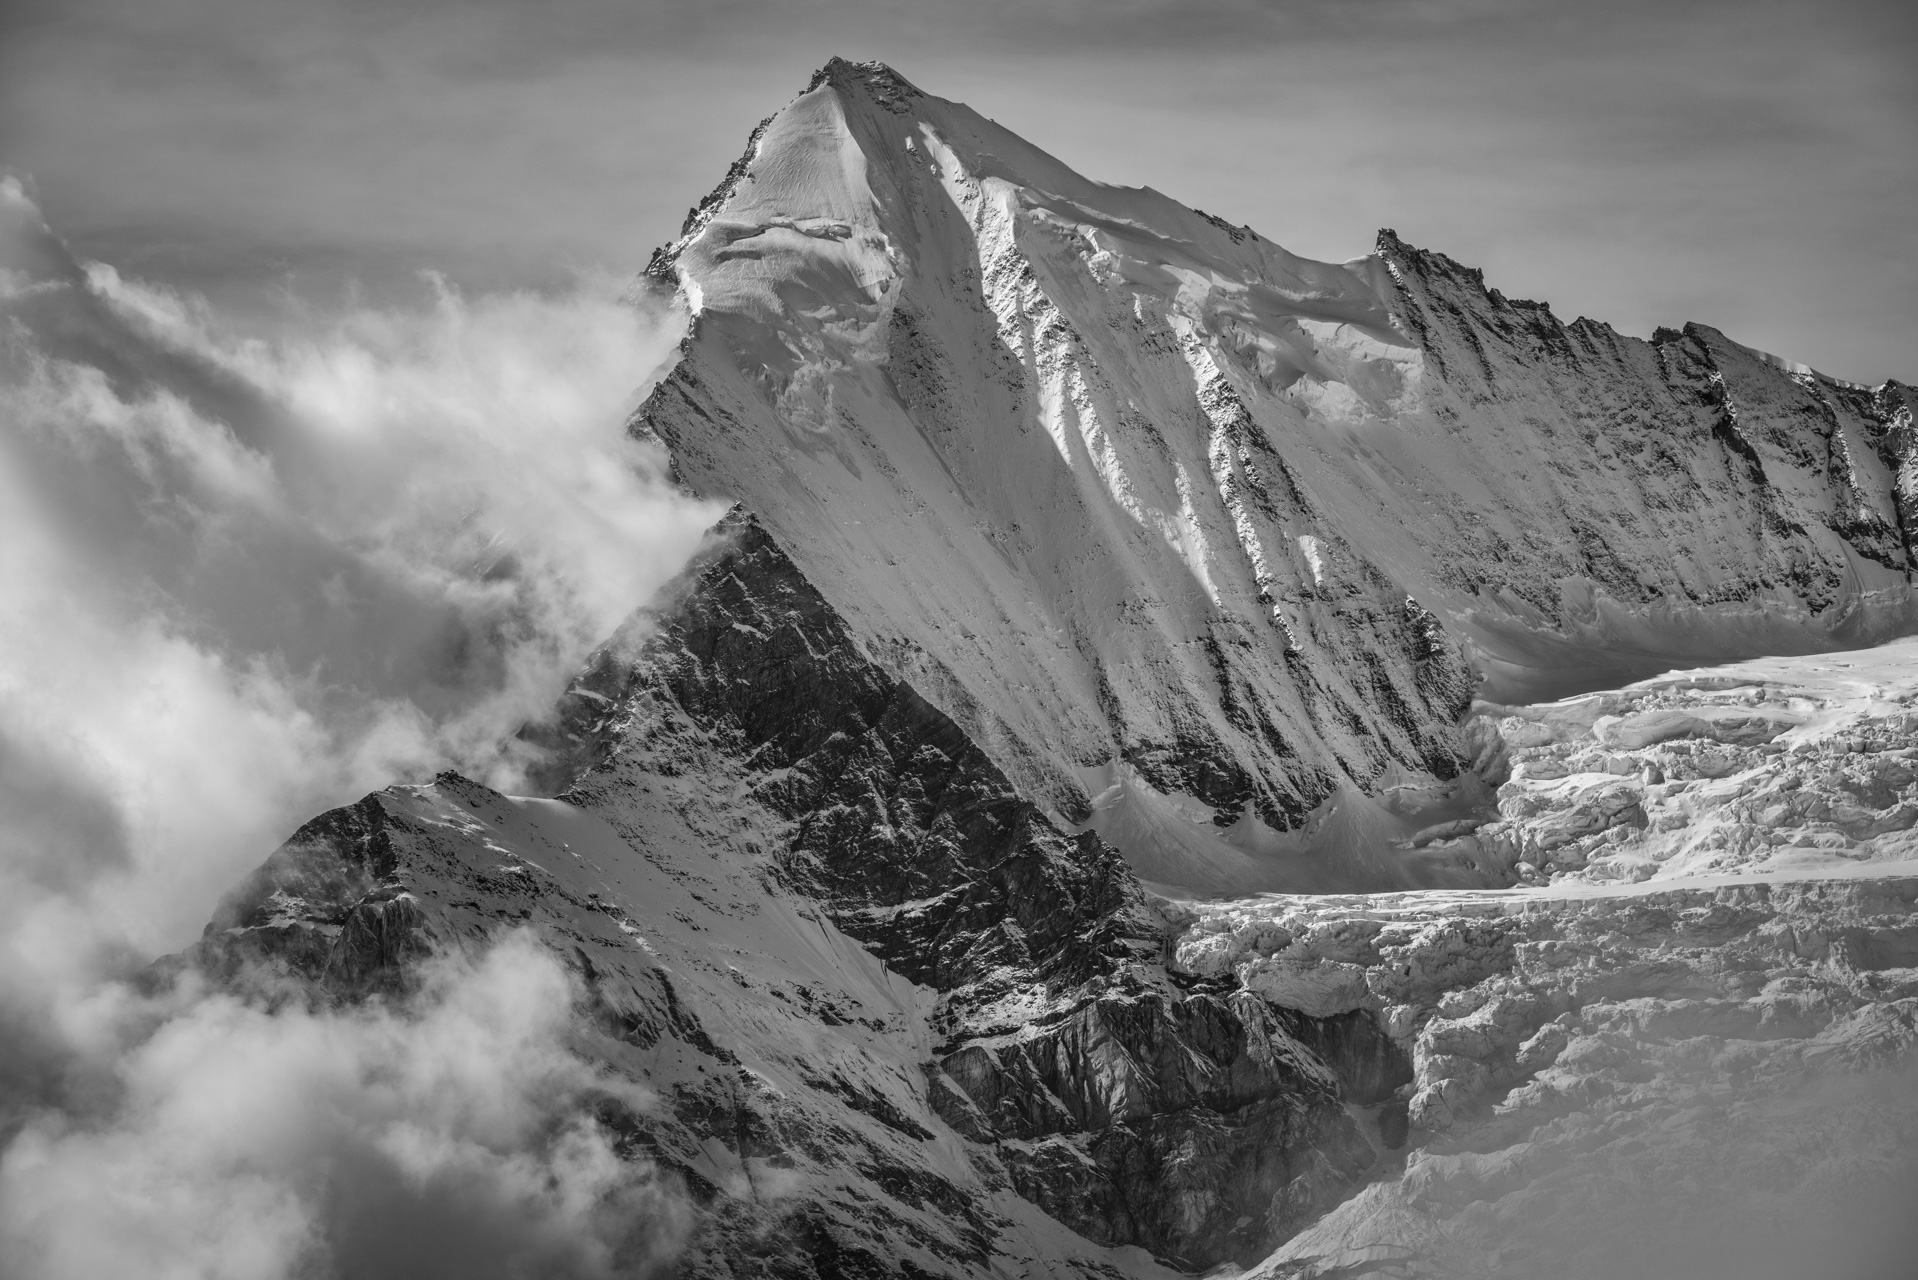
(2, 0, 1913, 382)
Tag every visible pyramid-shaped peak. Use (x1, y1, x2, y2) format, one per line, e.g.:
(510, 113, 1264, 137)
(805, 57, 923, 112)
(649, 57, 1406, 324)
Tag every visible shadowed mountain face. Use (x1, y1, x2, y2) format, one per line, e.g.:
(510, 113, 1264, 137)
(159, 58, 1918, 1280)
(186, 514, 1396, 1275)
(635, 58, 1915, 895)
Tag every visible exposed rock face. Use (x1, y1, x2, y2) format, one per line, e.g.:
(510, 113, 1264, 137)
(184, 771, 1048, 1279)
(533, 511, 1155, 1006)
(546, 510, 1403, 1269)
(183, 512, 1395, 1274)
(931, 990, 1389, 1263)
(634, 57, 1914, 892)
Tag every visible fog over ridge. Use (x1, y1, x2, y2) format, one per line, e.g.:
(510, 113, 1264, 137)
(0, 174, 717, 1277)
(1, 933, 690, 1280)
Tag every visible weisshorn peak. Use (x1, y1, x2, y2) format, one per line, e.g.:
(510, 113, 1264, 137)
(636, 58, 1918, 896)
(170, 59, 1918, 1280)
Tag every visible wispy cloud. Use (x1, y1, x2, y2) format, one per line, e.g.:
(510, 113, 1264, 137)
(2, 932, 688, 1280)
(0, 177, 716, 1276)
(0, 171, 721, 951)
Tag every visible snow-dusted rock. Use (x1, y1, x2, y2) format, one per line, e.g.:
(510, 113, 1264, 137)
(175, 510, 1397, 1275)
(635, 58, 1914, 894)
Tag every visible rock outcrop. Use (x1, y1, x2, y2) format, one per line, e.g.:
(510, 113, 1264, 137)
(181, 512, 1402, 1274)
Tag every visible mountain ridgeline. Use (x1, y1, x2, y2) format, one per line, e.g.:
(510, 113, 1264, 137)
(176, 59, 1918, 1278)
(631, 58, 1918, 895)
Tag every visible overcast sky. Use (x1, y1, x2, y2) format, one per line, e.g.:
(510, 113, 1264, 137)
(2, 0, 1912, 383)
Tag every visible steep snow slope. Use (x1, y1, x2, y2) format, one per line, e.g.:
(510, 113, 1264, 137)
(635, 59, 1915, 894)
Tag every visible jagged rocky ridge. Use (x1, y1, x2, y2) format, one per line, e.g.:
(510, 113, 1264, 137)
(167, 57, 1918, 1280)
(186, 514, 1405, 1274)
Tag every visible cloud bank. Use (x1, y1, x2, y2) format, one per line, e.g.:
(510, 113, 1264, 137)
(1, 933, 687, 1280)
(0, 174, 719, 1275)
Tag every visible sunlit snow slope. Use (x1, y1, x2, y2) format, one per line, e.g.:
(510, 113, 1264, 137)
(636, 59, 1917, 895)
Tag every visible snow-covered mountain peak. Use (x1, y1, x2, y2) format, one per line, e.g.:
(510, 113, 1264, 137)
(124, 60, 1918, 1280)
(630, 63, 1917, 896)
(656, 61, 1415, 404)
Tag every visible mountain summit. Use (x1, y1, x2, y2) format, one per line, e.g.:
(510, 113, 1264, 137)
(158, 60, 1918, 1280)
(631, 58, 1917, 894)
